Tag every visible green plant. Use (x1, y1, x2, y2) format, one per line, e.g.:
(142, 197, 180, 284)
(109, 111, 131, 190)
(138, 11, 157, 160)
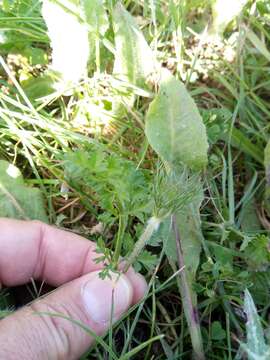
(0, 160, 47, 221)
(1, 0, 270, 358)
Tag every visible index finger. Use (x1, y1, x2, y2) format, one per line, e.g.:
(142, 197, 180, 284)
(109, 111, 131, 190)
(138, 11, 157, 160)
(0, 218, 102, 287)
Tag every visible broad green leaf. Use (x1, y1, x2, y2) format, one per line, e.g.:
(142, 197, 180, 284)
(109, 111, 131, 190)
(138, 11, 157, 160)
(210, 243, 234, 266)
(145, 70, 209, 171)
(80, 0, 109, 73)
(164, 186, 204, 277)
(113, 2, 156, 87)
(81, 0, 109, 36)
(22, 74, 56, 101)
(239, 198, 261, 232)
(42, 0, 89, 84)
(211, 321, 226, 341)
(238, 175, 261, 232)
(239, 289, 270, 360)
(0, 160, 48, 222)
(176, 202, 204, 277)
(211, 0, 248, 35)
(20, 47, 48, 66)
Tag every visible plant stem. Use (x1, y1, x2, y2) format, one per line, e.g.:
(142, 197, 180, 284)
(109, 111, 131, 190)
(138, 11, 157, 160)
(112, 214, 127, 268)
(172, 214, 205, 360)
(95, 35, 100, 74)
(123, 216, 161, 272)
(217, 282, 243, 336)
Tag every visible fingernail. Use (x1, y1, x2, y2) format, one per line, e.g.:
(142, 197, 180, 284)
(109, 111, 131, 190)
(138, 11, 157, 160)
(82, 271, 133, 324)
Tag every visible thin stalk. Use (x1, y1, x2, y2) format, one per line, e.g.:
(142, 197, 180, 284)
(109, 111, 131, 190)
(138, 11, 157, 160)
(96, 35, 101, 74)
(172, 214, 205, 360)
(112, 214, 127, 268)
(226, 312, 232, 360)
(123, 216, 161, 272)
(120, 335, 164, 360)
(157, 301, 177, 341)
(121, 254, 164, 356)
(144, 282, 156, 360)
(217, 281, 243, 336)
(109, 288, 115, 360)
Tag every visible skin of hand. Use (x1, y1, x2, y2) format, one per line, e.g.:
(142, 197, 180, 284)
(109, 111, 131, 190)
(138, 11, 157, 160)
(0, 218, 147, 360)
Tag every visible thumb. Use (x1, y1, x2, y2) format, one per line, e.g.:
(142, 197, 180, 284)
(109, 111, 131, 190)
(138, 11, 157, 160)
(0, 271, 139, 360)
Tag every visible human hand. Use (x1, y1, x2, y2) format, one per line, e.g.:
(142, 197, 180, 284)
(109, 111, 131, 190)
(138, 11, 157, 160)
(0, 218, 147, 359)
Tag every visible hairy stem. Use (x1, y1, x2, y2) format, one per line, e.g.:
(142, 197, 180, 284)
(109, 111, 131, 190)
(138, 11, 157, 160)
(123, 216, 161, 272)
(172, 214, 205, 360)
